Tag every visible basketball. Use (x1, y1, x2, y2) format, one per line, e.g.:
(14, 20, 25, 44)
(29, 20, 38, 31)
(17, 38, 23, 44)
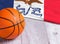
(0, 8, 25, 39)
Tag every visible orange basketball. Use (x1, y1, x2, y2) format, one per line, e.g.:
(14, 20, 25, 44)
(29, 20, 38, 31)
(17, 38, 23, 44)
(0, 8, 25, 39)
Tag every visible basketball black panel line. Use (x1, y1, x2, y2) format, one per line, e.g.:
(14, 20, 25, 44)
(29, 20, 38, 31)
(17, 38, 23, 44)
(0, 17, 15, 39)
(0, 17, 15, 30)
(4, 9, 20, 39)
(5, 9, 20, 37)
(4, 9, 24, 39)
(6, 8, 25, 35)
(5, 8, 23, 37)
(5, 20, 24, 39)
(0, 20, 24, 29)
(0, 17, 24, 29)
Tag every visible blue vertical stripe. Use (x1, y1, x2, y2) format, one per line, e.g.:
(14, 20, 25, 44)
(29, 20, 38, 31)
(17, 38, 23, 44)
(0, 0, 14, 10)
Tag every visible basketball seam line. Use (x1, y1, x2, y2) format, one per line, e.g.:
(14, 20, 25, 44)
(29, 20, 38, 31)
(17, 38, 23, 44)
(4, 8, 20, 39)
(5, 9, 20, 38)
(4, 9, 24, 39)
(0, 17, 15, 30)
(0, 16, 15, 39)
(5, 20, 24, 38)
(0, 19, 24, 29)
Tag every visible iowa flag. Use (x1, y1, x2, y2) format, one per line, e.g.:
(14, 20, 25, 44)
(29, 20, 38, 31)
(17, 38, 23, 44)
(0, 0, 60, 24)
(14, 0, 60, 24)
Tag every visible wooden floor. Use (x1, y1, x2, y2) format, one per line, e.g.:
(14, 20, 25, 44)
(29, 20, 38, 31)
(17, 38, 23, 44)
(0, 18, 49, 44)
(45, 22, 60, 44)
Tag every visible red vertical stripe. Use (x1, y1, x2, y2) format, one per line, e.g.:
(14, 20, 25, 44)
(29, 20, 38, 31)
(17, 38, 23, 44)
(44, 0, 60, 24)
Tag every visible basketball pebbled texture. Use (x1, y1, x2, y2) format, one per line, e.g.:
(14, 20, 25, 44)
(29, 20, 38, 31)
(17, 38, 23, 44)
(0, 8, 25, 39)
